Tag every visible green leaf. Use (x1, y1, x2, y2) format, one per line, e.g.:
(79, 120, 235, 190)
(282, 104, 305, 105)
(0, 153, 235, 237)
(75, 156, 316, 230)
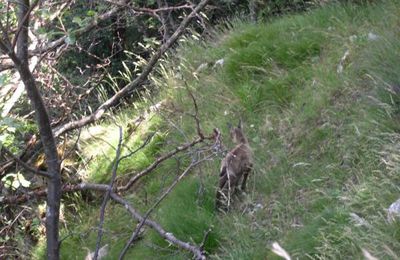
(72, 16, 82, 26)
(87, 10, 97, 16)
(65, 33, 76, 45)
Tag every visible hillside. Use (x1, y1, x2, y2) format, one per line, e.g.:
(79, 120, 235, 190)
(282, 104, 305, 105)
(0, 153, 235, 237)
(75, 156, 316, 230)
(32, 0, 400, 258)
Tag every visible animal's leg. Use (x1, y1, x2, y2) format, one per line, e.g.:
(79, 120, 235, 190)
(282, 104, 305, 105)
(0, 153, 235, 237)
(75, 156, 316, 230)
(240, 165, 252, 191)
(216, 168, 228, 210)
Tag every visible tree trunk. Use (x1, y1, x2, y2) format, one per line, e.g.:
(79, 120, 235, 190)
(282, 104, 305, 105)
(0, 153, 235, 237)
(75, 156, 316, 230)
(15, 1, 61, 259)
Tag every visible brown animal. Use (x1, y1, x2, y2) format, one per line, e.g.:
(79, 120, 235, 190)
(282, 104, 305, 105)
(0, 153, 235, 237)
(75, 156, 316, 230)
(216, 120, 253, 210)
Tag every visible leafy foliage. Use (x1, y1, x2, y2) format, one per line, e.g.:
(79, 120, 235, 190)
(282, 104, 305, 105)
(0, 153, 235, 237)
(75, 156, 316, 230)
(0, 116, 36, 153)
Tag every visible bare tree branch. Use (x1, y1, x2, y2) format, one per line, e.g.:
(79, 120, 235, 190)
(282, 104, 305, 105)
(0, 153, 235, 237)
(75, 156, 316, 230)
(35, 0, 132, 55)
(103, 0, 193, 15)
(118, 156, 211, 259)
(110, 192, 206, 260)
(185, 83, 204, 139)
(156, 0, 172, 41)
(93, 126, 123, 260)
(118, 95, 219, 193)
(118, 135, 208, 192)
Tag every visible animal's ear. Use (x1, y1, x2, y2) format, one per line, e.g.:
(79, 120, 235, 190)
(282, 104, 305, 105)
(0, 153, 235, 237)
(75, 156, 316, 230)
(238, 119, 243, 129)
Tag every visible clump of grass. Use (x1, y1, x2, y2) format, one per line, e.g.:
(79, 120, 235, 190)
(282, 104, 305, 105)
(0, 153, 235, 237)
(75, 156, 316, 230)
(78, 109, 166, 183)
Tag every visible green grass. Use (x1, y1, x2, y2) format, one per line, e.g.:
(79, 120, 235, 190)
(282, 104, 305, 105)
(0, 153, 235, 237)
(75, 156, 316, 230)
(32, 0, 400, 259)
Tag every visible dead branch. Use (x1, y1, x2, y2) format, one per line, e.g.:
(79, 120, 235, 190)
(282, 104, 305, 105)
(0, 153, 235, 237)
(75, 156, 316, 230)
(103, 0, 193, 15)
(118, 90, 221, 193)
(120, 134, 156, 163)
(93, 126, 123, 260)
(118, 135, 208, 192)
(185, 83, 204, 139)
(110, 192, 205, 260)
(0, 183, 102, 205)
(131, 3, 194, 14)
(118, 156, 210, 259)
(0, 207, 29, 236)
(156, 0, 171, 42)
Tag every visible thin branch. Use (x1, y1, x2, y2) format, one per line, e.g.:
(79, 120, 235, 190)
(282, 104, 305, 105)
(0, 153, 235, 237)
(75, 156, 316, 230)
(0, 1, 130, 72)
(1, 147, 51, 178)
(36, 0, 133, 55)
(119, 157, 209, 259)
(118, 132, 155, 162)
(185, 83, 204, 139)
(0, 183, 108, 205)
(0, 208, 29, 236)
(93, 126, 123, 260)
(103, 0, 193, 15)
(199, 228, 212, 252)
(157, 0, 168, 41)
(118, 136, 205, 192)
(110, 192, 205, 260)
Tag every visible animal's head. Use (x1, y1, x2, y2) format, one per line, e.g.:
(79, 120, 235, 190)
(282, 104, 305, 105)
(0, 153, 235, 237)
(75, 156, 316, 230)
(228, 119, 247, 144)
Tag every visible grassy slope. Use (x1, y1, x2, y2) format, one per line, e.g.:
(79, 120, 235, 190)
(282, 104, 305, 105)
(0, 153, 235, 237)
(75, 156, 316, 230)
(32, 0, 400, 259)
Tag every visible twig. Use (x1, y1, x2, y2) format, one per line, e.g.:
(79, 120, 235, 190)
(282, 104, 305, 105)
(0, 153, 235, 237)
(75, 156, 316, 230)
(0, 207, 28, 236)
(0, 183, 109, 205)
(199, 228, 212, 252)
(110, 192, 206, 260)
(118, 156, 210, 259)
(93, 126, 123, 260)
(103, 0, 193, 15)
(118, 132, 155, 163)
(185, 83, 204, 139)
(117, 134, 213, 192)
